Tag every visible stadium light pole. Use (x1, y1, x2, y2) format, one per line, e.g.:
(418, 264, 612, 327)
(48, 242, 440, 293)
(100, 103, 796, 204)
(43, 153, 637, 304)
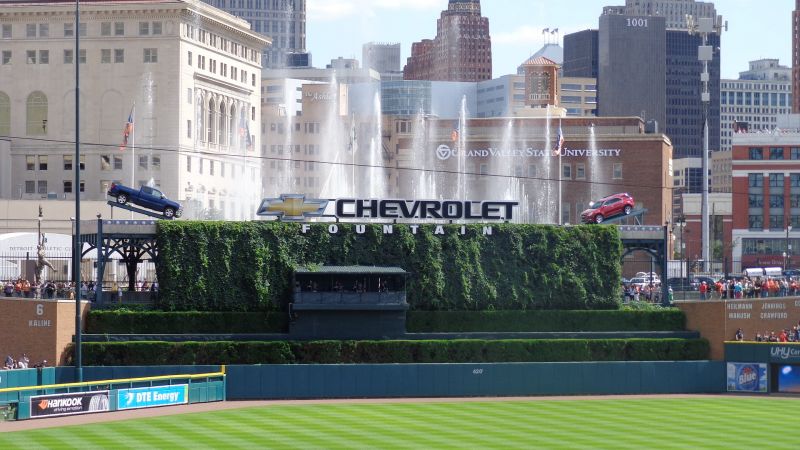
(74, 0, 82, 382)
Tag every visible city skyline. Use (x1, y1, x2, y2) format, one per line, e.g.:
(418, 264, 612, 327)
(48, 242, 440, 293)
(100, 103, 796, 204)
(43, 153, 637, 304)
(307, 0, 791, 79)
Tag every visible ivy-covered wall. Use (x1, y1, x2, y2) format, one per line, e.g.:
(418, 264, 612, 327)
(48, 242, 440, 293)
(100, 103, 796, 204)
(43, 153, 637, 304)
(156, 222, 622, 312)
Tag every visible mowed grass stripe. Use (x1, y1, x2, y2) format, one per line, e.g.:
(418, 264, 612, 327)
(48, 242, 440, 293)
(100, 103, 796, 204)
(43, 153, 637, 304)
(2, 397, 800, 449)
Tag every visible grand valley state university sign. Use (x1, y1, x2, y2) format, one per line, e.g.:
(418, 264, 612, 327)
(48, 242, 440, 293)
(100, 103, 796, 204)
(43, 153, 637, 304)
(257, 194, 518, 235)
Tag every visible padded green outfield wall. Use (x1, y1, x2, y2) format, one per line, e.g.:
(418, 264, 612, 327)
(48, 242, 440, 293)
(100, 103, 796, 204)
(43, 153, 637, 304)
(156, 222, 622, 312)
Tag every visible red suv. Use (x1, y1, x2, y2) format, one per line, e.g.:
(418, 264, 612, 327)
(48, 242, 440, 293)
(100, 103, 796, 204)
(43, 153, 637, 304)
(581, 193, 635, 224)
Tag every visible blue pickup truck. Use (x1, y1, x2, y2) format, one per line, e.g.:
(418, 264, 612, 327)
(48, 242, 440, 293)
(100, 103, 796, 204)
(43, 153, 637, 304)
(107, 183, 182, 218)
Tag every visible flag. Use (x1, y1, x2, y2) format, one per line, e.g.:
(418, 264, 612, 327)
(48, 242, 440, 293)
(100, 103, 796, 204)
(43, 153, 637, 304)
(119, 107, 134, 151)
(239, 115, 253, 151)
(553, 122, 565, 156)
(245, 119, 253, 151)
(542, 28, 550, 34)
(451, 120, 460, 143)
(552, 28, 559, 33)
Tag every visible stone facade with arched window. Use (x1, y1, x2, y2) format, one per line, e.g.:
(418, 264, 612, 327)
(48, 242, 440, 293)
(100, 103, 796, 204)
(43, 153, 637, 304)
(0, 0, 268, 220)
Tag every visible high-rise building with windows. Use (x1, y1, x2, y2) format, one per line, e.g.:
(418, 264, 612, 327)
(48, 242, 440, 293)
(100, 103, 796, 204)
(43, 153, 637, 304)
(0, 0, 268, 220)
(614, 0, 716, 30)
(403, 0, 491, 82)
(202, 0, 305, 70)
(362, 42, 401, 76)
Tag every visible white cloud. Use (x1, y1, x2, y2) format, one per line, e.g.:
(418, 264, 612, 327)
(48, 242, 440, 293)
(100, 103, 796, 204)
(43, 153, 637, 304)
(308, 0, 439, 22)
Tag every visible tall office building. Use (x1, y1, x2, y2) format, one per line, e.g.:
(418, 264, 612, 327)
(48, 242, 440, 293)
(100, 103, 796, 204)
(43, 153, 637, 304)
(202, 0, 305, 70)
(363, 42, 401, 75)
(619, 0, 716, 30)
(563, 30, 598, 78)
(594, 7, 720, 160)
(403, 0, 492, 82)
(793, 0, 800, 113)
(721, 59, 792, 152)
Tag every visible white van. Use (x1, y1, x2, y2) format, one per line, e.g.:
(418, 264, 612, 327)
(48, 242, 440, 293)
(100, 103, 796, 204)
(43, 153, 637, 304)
(743, 267, 783, 278)
(764, 267, 783, 278)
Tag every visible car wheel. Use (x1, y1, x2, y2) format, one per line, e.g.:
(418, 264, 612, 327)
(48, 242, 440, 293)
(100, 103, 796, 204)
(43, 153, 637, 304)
(594, 214, 604, 224)
(164, 207, 175, 218)
(116, 194, 128, 205)
(624, 205, 632, 215)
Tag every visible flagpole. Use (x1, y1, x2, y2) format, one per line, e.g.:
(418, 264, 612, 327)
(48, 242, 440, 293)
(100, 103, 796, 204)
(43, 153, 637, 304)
(558, 118, 562, 225)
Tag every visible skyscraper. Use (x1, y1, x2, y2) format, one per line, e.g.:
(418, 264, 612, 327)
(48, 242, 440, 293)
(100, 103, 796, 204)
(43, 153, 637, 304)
(793, 0, 800, 113)
(363, 42, 401, 75)
(563, 30, 598, 79)
(201, 0, 306, 70)
(403, 0, 492, 82)
(591, 3, 720, 160)
(619, 0, 716, 30)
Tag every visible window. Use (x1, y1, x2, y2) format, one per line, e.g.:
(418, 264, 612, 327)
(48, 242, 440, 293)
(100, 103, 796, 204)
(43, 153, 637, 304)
(143, 48, 157, 63)
(770, 195, 784, 208)
(114, 22, 124, 36)
(26, 155, 35, 171)
(101, 22, 111, 36)
(749, 147, 763, 160)
(101, 49, 111, 64)
(562, 164, 572, 179)
(100, 155, 111, 170)
(1, 24, 11, 39)
(113, 155, 123, 170)
(187, 51, 192, 66)
(1, 51, 9, 65)
(63, 155, 73, 170)
(25, 181, 35, 194)
(152, 156, 160, 169)
(79, 155, 85, 170)
(78, 49, 86, 64)
(138, 155, 148, 170)
(63, 181, 72, 193)
(37, 180, 47, 194)
(791, 148, 800, 160)
(63, 49, 73, 64)
(187, 119, 192, 138)
(186, 156, 191, 172)
(26, 50, 36, 64)
(38, 155, 47, 170)
(769, 174, 783, 188)
(748, 173, 763, 187)
(613, 163, 623, 180)
(152, 22, 162, 35)
(770, 147, 784, 160)
(770, 215, 784, 230)
(26, 24, 35, 38)
(187, 88, 192, 104)
(114, 49, 124, 63)
(576, 163, 586, 180)
(749, 215, 763, 230)
(38, 24, 48, 37)
(37, 50, 48, 64)
(79, 23, 86, 37)
(139, 22, 150, 35)
(79, 180, 85, 192)
(26, 91, 47, 136)
(749, 194, 763, 208)
(63, 23, 73, 37)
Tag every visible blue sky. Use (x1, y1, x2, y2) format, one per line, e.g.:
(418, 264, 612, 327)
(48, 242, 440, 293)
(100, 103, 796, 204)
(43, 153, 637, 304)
(307, 0, 791, 80)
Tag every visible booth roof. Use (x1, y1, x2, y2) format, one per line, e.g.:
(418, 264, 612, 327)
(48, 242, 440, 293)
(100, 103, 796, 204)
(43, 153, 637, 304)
(295, 266, 407, 275)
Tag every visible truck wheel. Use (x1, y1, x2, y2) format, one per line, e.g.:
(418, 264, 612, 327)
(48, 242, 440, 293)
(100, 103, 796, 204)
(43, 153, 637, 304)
(594, 214, 604, 224)
(164, 207, 175, 218)
(116, 194, 128, 205)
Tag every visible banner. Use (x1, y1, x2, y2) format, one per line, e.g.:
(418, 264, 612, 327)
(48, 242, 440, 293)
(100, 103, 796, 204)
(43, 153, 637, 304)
(30, 390, 110, 419)
(726, 363, 767, 393)
(117, 384, 188, 410)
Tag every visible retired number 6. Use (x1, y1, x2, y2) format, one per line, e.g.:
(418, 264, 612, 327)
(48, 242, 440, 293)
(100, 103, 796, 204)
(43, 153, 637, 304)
(36, 304, 44, 316)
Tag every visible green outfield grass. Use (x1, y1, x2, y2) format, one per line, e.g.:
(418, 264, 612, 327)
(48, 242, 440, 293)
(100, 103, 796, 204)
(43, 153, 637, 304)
(0, 397, 797, 449)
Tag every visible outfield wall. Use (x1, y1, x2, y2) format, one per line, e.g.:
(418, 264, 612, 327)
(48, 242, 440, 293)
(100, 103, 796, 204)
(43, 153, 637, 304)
(56, 362, 724, 398)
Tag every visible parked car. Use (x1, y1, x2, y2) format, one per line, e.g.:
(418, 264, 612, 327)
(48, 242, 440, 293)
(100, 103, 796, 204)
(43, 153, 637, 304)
(784, 269, 800, 278)
(690, 276, 716, 290)
(635, 271, 661, 284)
(667, 277, 692, 291)
(107, 183, 183, 218)
(580, 193, 635, 224)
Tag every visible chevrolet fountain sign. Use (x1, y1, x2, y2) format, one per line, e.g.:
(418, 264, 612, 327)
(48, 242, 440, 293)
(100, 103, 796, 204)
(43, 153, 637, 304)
(435, 145, 622, 161)
(257, 195, 518, 222)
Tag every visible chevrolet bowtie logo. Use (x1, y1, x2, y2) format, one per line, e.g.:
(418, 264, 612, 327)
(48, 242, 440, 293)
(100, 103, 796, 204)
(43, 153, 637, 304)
(257, 195, 329, 221)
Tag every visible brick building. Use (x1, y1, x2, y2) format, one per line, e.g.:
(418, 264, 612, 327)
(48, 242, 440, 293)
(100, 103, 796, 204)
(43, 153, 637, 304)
(731, 130, 800, 272)
(794, 0, 800, 113)
(403, 0, 491, 82)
